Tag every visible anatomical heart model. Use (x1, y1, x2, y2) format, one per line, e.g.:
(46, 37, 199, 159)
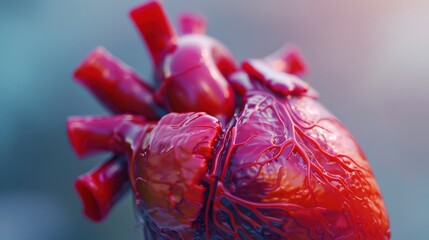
(67, 1, 390, 239)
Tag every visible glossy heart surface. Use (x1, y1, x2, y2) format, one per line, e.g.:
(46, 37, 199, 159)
(67, 1, 390, 239)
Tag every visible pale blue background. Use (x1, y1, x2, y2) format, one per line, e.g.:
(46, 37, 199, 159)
(1, 0, 428, 239)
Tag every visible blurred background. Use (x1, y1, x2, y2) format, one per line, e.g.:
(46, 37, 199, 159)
(1, 0, 428, 239)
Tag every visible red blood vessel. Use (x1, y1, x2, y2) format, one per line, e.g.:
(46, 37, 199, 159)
(67, 1, 391, 239)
